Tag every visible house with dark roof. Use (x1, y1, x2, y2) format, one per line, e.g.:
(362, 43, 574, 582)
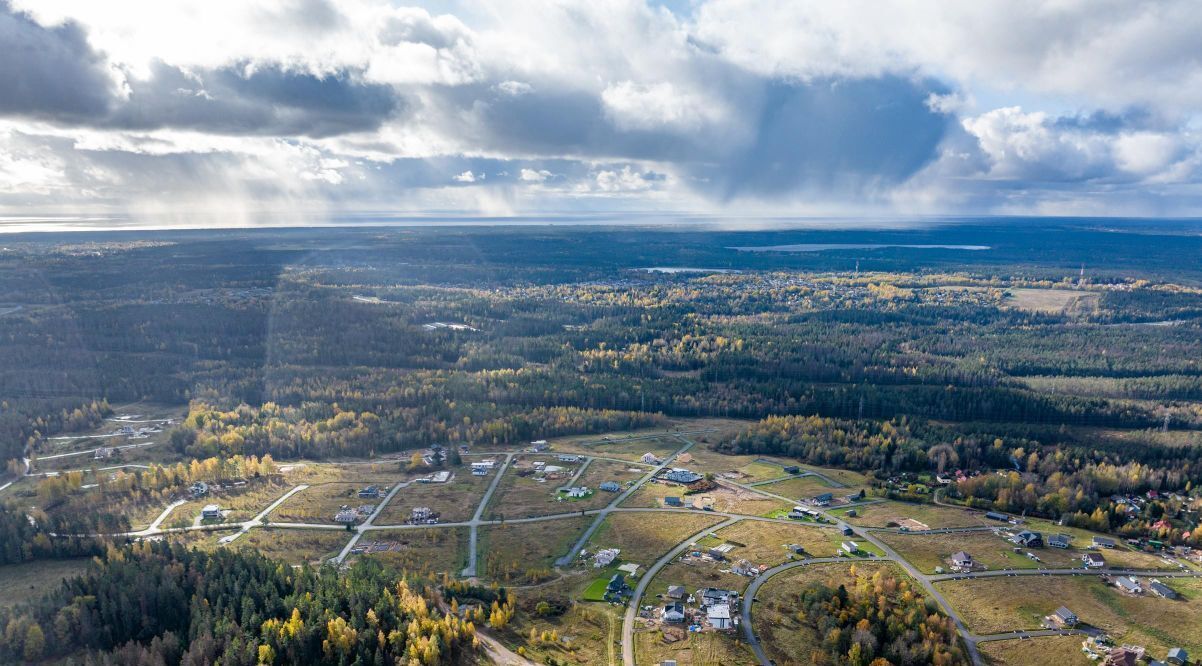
(1115, 576, 1142, 594)
(811, 492, 833, 506)
(1047, 534, 1071, 549)
(1013, 530, 1043, 547)
(985, 511, 1009, 521)
(1167, 647, 1188, 665)
(1083, 552, 1105, 568)
(951, 551, 973, 570)
(604, 574, 630, 601)
(1149, 580, 1178, 599)
(700, 588, 736, 608)
(662, 602, 685, 623)
(1051, 606, 1078, 627)
(666, 585, 686, 600)
(599, 481, 621, 492)
(664, 496, 684, 507)
(1093, 536, 1116, 548)
(663, 468, 703, 484)
(782, 465, 800, 475)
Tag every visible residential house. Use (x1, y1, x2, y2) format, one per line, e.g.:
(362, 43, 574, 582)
(1105, 647, 1143, 666)
(409, 507, 435, 523)
(1050, 606, 1078, 628)
(782, 465, 800, 475)
(563, 486, 591, 498)
(700, 588, 736, 608)
(1047, 534, 1071, 549)
(841, 524, 854, 536)
(529, 440, 549, 452)
(642, 452, 662, 465)
(189, 481, 209, 498)
(594, 548, 620, 568)
(811, 492, 833, 507)
(663, 468, 703, 484)
(1093, 536, 1117, 549)
(557, 454, 581, 462)
(706, 604, 733, 630)
(604, 574, 630, 601)
(358, 485, 383, 499)
(599, 481, 621, 492)
(662, 603, 685, 623)
(1115, 576, 1142, 594)
(951, 551, 973, 571)
(666, 585, 686, 600)
(1167, 647, 1188, 665)
(841, 541, 860, 555)
(984, 511, 1009, 521)
(1083, 552, 1105, 568)
(1149, 580, 1179, 599)
(846, 508, 858, 518)
(664, 496, 684, 507)
(94, 447, 116, 460)
(201, 504, 222, 520)
(1013, 531, 1043, 548)
(335, 508, 360, 523)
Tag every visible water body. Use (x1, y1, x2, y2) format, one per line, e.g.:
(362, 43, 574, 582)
(640, 267, 740, 274)
(729, 243, 991, 252)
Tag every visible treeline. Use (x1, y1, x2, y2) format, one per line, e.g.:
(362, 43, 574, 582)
(0, 503, 107, 566)
(174, 401, 663, 459)
(0, 398, 110, 467)
(0, 542, 481, 665)
(773, 566, 967, 666)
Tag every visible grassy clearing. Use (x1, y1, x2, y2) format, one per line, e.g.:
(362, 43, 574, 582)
(479, 516, 593, 584)
(1019, 518, 1184, 570)
(620, 482, 791, 516)
(349, 527, 469, 577)
(1003, 288, 1100, 314)
(876, 530, 1049, 573)
(483, 457, 611, 519)
(753, 475, 842, 501)
(679, 448, 796, 483)
(633, 625, 758, 666)
(229, 528, 350, 566)
(750, 562, 902, 666)
(938, 576, 1202, 655)
(503, 574, 623, 666)
(979, 635, 1090, 666)
(829, 500, 992, 529)
(584, 512, 726, 569)
(0, 558, 93, 609)
(576, 459, 646, 494)
(270, 482, 390, 524)
(376, 470, 490, 524)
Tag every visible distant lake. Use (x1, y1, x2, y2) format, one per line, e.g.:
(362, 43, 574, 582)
(729, 244, 991, 252)
(640, 267, 740, 273)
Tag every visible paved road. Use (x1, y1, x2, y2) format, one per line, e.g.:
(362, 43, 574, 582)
(333, 479, 412, 564)
(622, 516, 741, 666)
(220, 484, 309, 545)
(557, 456, 593, 491)
(462, 453, 514, 577)
(930, 567, 1202, 582)
(556, 435, 696, 567)
(36, 440, 158, 461)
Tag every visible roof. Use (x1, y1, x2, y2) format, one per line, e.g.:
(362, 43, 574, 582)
(951, 551, 972, 562)
(202, 504, 220, 513)
(1048, 534, 1070, 546)
(667, 585, 686, 597)
(814, 492, 833, 501)
(1116, 577, 1140, 591)
(664, 469, 703, 484)
(1168, 647, 1187, 659)
(706, 604, 730, 619)
(1084, 553, 1104, 562)
(1149, 581, 1177, 598)
(664, 496, 683, 506)
(1093, 536, 1116, 545)
(1054, 606, 1077, 621)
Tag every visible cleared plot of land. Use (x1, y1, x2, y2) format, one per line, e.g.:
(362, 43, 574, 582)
(633, 625, 758, 666)
(270, 482, 394, 524)
(876, 530, 1055, 573)
(479, 517, 593, 584)
(350, 527, 469, 576)
(678, 448, 797, 483)
(559, 436, 685, 464)
(1017, 518, 1186, 570)
(621, 481, 791, 516)
(161, 477, 296, 528)
(229, 528, 350, 566)
(750, 562, 903, 666)
(753, 475, 845, 501)
(937, 576, 1202, 656)
(829, 500, 993, 529)
(1003, 288, 1100, 314)
(483, 457, 610, 519)
(576, 458, 646, 494)
(979, 635, 1090, 666)
(376, 471, 490, 525)
(0, 558, 93, 609)
(644, 521, 845, 600)
(584, 512, 726, 569)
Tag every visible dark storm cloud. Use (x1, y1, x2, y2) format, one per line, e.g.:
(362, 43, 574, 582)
(0, 2, 401, 138)
(0, 1, 114, 119)
(111, 61, 403, 138)
(436, 71, 952, 200)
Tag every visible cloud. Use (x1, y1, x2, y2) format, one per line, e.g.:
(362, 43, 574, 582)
(0, 2, 115, 120)
(519, 168, 552, 182)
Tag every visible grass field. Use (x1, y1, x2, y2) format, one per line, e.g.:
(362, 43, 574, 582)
(750, 562, 903, 666)
(979, 635, 1090, 666)
(503, 575, 624, 666)
(479, 516, 593, 584)
(270, 482, 392, 523)
(229, 527, 350, 565)
(620, 481, 791, 516)
(937, 575, 1202, 656)
(829, 500, 993, 529)
(375, 471, 490, 524)
(752, 475, 843, 501)
(677, 448, 798, 483)
(349, 527, 469, 576)
(1004, 288, 1100, 314)
(584, 512, 726, 568)
(0, 558, 93, 609)
(483, 457, 613, 519)
(876, 530, 1058, 573)
(633, 624, 758, 666)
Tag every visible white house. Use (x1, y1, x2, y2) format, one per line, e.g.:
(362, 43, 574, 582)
(201, 504, 222, 520)
(707, 604, 733, 630)
(841, 541, 860, 555)
(642, 452, 662, 465)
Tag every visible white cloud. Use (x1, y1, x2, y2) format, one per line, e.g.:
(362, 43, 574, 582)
(519, 168, 551, 182)
(453, 170, 479, 183)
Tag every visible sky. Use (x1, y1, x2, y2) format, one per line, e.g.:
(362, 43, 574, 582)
(1, 0, 1201, 227)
